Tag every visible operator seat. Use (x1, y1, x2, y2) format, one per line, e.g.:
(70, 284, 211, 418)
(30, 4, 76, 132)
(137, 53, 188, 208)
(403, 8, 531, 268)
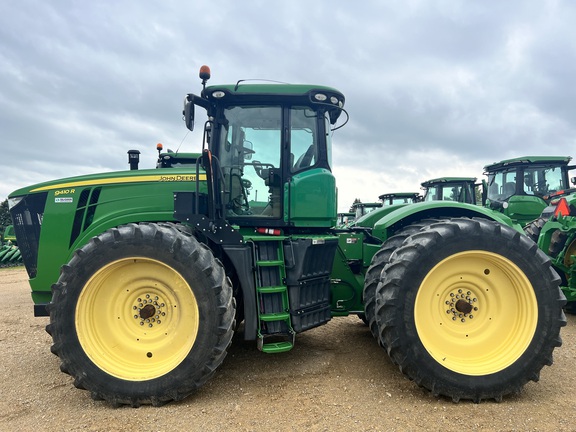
(293, 145, 315, 171)
(503, 182, 516, 197)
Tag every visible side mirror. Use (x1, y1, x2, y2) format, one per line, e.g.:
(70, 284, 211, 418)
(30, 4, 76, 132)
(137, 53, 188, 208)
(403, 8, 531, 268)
(243, 141, 254, 160)
(571, 176, 576, 186)
(183, 94, 195, 131)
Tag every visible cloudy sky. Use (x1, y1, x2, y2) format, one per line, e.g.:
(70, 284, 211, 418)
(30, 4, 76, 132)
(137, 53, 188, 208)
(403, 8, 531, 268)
(1, 0, 575, 212)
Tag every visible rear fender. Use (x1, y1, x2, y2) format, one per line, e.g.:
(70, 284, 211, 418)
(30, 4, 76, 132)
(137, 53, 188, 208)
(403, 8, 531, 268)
(371, 201, 521, 241)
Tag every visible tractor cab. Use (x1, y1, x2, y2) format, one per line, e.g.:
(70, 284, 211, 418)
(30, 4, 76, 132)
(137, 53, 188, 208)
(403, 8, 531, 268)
(352, 202, 382, 220)
(155, 143, 200, 169)
(420, 177, 479, 204)
(336, 212, 355, 227)
(182, 66, 346, 229)
(378, 192, 421, 205)
(484, 156, 575, 226)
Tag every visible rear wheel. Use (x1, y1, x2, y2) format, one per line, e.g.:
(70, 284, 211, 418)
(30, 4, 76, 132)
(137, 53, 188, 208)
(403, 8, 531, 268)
(375, 218, 566, 402)
(46, 222, 235, 407)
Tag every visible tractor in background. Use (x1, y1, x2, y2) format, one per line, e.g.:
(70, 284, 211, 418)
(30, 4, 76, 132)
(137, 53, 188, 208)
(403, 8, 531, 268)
(8, 66, 565, 406)
(484, 156, 574, 227)
(526, 190, 576, 312)
(420, 177, 479, 205)
(378, 191, 421, 205)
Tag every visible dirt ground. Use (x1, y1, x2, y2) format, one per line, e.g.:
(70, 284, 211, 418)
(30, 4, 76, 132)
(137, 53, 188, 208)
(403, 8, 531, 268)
(1, 267, 575, 432)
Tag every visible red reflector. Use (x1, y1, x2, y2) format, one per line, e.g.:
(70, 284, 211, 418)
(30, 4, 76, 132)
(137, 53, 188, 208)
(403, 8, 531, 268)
(554, 198, 571, 218)
(255, 228, 281, 236)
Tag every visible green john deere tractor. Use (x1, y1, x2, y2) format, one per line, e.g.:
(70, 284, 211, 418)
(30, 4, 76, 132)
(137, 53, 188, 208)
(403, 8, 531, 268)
(484, 156, 575, 227)
(420, 177, 479, 205)
(8, 66, 565, 406)
(518, 175, 576, 312)
(378, 191, 421, 205)
(336, 211, 355, 227)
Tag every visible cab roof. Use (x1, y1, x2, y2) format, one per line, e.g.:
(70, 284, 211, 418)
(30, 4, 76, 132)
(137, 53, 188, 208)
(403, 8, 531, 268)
(484, 156, 572, 172)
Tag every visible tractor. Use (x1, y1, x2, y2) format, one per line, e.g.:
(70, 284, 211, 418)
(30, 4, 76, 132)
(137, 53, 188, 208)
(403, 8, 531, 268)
(484, 156, 574, 227)
(420, 177, 479, 205)
(351, 201, 382, 218)
(335, 211, 355, 227)
(8, 66, 565, 406)
(524, 190, 576, 312)
(378, 191, 421, 205)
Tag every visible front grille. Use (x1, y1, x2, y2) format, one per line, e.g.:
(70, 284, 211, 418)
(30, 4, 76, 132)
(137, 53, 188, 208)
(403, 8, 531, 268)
(9, 193, 48, 279)
(69, 187, 101, 247)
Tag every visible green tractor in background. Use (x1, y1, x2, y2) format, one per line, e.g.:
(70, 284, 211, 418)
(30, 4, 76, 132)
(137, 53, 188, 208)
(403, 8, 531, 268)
(0, 225, 22, 267)
(484, 156, 574, 227)
(480, 155, 576, 311)
(378, 191, 421, 205)
(335, 211, 355, 227)
(420, 177, 480, 205)
(351, 201, 382, 219)
(526, 191, 576, 312)
(342, 192, 420, 227)
(8, 66, 565, 406)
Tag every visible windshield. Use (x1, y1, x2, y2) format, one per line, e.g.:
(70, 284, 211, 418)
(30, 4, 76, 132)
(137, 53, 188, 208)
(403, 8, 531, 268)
(487, 169, 516, 201)
(522, 166, 565, 196)
(487, 165, 567, 201)
(424, 183, 470, 202)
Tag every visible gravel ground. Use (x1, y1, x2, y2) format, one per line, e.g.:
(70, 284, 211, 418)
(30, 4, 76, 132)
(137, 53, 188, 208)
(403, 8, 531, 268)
(2, 267, 576, 432)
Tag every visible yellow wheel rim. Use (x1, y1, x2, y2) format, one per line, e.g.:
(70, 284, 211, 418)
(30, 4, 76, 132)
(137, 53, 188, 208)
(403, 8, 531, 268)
(414, 251, 538, 375)
(75, 258, 199, 381)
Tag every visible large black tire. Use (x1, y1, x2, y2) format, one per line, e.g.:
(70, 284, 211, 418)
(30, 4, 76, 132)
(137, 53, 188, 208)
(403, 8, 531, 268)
(363, 220, 439, 342)
(375, 217, 566, 402)
(46, 222, 235, 407)
(523, 217, 547, 242)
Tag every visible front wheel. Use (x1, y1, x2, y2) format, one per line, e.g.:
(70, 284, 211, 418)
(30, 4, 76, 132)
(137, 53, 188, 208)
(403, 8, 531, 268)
(46, 223, 235, 407)
(375, 218, 566, 402)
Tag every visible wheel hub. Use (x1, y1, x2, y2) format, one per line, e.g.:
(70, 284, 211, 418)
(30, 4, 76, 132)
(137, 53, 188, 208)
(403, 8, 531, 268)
(132, 294, 166, 327)
(445, 288, 478, 322)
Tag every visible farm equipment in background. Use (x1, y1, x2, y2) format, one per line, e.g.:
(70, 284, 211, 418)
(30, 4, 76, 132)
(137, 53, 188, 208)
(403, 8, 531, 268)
(336, 212, 355, 227)
(0, 225, 23, 267)
(343, 192, 421, 227)
(8, 66, 565, 406)
(522, 181, 576, 313)
(351, 201, 382, 219)
(484, 156, 575, 227)
(480, 155, 576, 312)
(378, 191, 421, 205)
(420, 177, 480, 204)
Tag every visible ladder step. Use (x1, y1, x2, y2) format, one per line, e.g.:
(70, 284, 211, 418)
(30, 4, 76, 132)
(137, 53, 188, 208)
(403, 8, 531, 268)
(261, 341, 294, 353)
(256, 260, 284, 267)
(259, 312, 290, 321)
(247, 235, 287, 242)
(258, 285, 287, 294)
